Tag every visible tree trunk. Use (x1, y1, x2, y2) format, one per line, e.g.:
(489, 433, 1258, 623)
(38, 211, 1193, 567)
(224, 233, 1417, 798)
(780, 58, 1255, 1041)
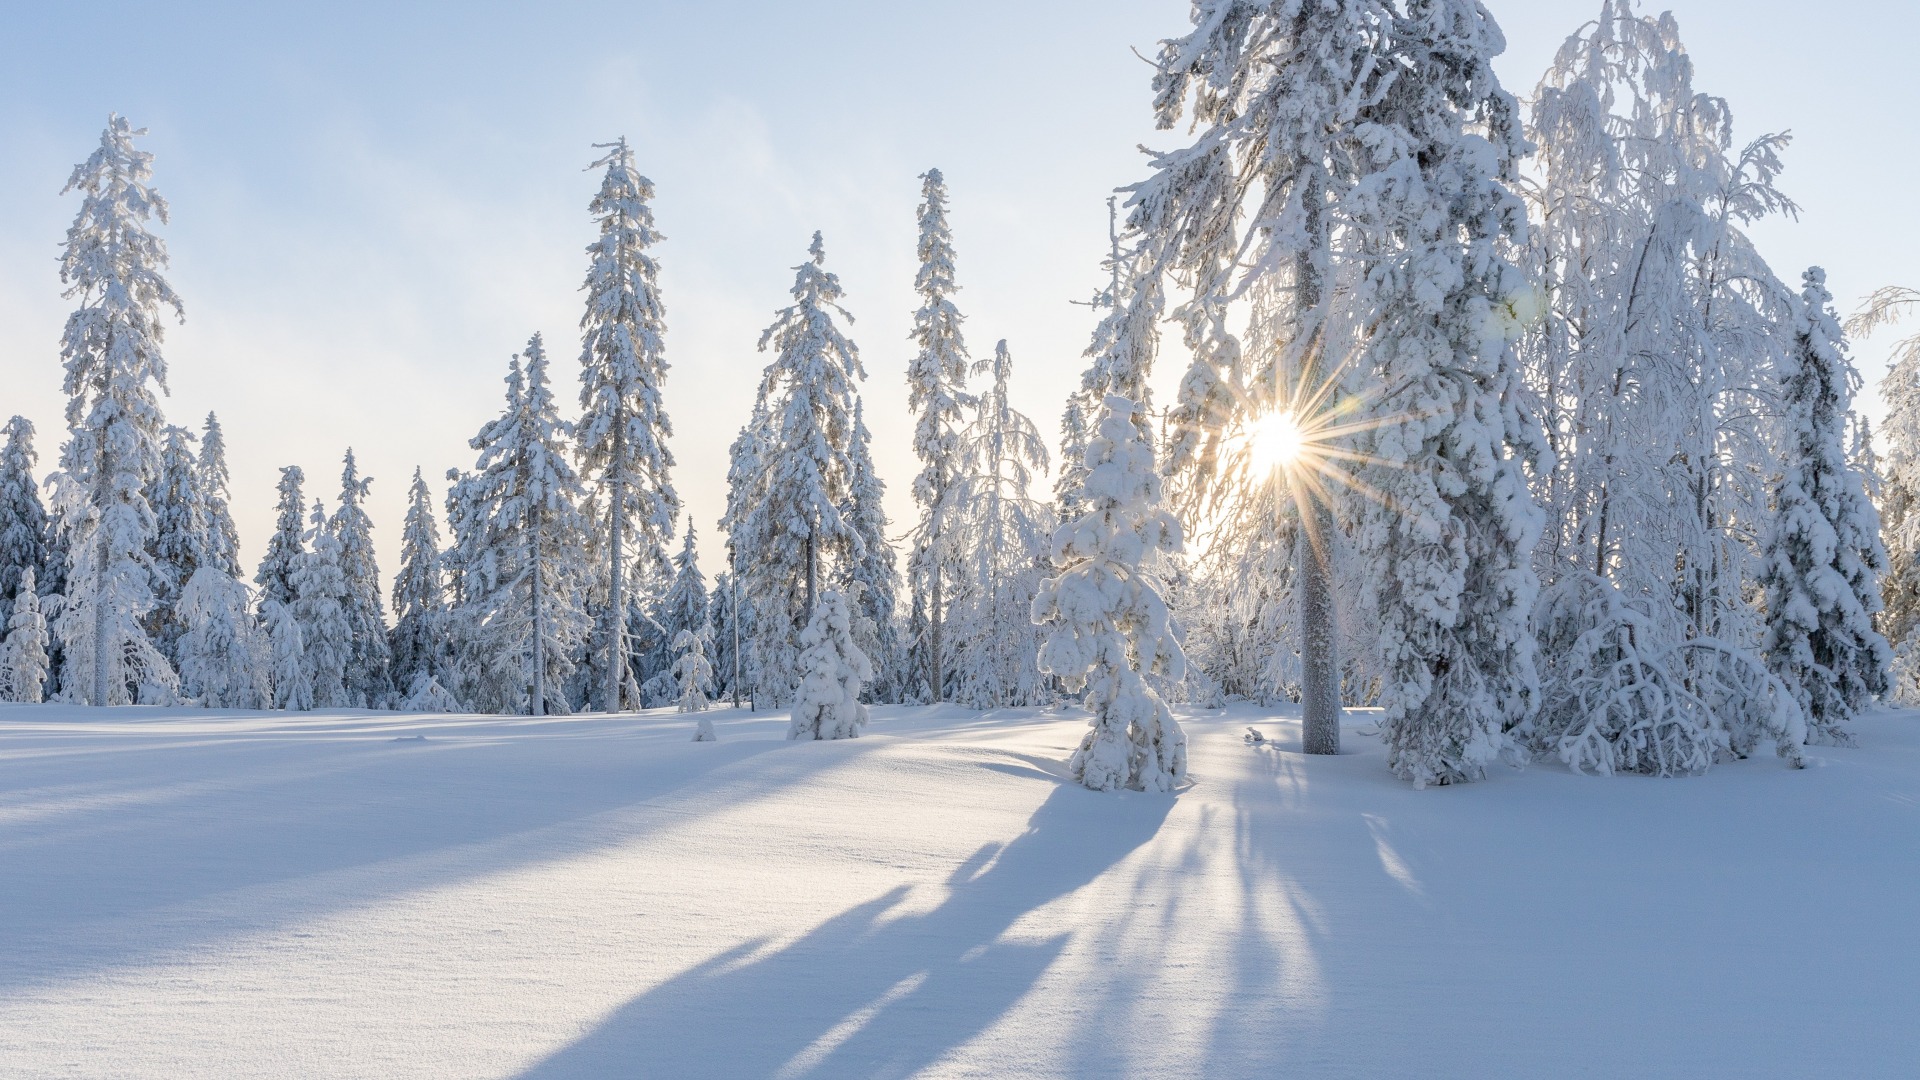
(531, 524, 546, 718)
(1297, 172, 1340, 755)
(606, 466, 625, 715)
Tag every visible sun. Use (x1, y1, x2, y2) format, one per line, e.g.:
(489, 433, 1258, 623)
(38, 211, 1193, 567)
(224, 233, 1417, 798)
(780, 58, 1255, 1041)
(1246, 409, 1307, 474)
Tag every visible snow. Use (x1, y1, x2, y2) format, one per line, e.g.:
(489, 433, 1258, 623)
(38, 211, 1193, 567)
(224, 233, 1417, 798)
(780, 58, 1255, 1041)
(4, 701, 1915, 1078)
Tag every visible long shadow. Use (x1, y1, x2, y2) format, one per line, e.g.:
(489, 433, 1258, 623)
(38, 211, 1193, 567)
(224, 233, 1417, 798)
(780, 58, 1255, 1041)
(0, 711, 834, 995)
(517, 782, 1175, 1080)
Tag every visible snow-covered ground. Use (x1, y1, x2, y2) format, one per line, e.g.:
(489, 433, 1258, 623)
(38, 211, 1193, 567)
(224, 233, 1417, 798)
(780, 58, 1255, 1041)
(2, 701, 1915, 1079)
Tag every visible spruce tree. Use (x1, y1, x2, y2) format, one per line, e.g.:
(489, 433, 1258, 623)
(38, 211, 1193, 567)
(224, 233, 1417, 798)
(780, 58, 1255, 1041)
(657, 522, 710, 656)
(904, 168, 971, 704)
(4, 567, 50, 703)
(256, 466, 306, 614)
(267, 599, 312, 711)
(48, 115, 181, 705)
(1762, 268, 1893, 744)
(1345, 1, 1545, 786)
(718, 399, 770, 703)
(673, 626, 715, 715)
(330, 449, 392, 706)
(0, 417, 50, 629)
(389, 467, 448, 699)
(843, 399, 903, 703)
(147, 423, 209, 667)
(1848, 285, 1920, 699)
(1034, 395, 1188, 792)
(177, 566, 269, 708)
(577, 137, 678, 713)
(198, 412, 242, 578)
(453, 336, 592, 715)
(293, 499, 352, 709)
(732, 233, 865, 705)
(788, 588, 873, 741)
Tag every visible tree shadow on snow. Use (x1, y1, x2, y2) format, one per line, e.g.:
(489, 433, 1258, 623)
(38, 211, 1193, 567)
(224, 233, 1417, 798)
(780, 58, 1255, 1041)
(516, 782, 1174, 1080)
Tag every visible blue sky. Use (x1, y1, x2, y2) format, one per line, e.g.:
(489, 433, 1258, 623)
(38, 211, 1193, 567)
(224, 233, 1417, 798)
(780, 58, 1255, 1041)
(2, 0, 1915, 584)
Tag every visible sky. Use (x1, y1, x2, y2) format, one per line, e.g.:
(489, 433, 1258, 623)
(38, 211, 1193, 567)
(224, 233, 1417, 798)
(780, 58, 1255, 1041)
(2, 0, 1916, 592)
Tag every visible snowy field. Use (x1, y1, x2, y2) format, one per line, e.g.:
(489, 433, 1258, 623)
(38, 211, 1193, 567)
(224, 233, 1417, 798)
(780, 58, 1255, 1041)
(2, 703, 1916, 1079)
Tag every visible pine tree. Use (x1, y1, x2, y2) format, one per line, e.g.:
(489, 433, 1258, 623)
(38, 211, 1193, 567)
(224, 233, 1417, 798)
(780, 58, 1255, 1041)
(147, 423, 209, 667)
(732, 233, 866, 706)
(577, 137, 678, 713)
(198, 412, 241, 578)
(843, 400, 903, 702)
(948, 340, 1053, 708)
(3, 567, 50, 703)
(904, 168, 972, 704)
(452, 336, 593, 715)
(1761, 268, 1893, 744)
(256, 466, 306, 613)
(266, 599, 312, 712)
(1034, 395, 1188, 792)
(389, 467, 449, 700)
(293, 499, 351, 709)
(788, 587, 873, 741)
(47, 115, 181, 705)
(177, 566, 270, 708)
(0, 417, 50, 630)
(330, 449, 392, 706)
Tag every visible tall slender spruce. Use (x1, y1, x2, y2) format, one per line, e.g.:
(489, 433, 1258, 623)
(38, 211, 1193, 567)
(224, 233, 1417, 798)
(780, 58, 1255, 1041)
(48, 116, 182, 705)
(577, 138, 677, 713)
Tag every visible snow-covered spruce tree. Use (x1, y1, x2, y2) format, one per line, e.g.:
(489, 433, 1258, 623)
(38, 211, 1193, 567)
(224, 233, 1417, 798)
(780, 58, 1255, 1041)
(293, 499, 351, 709)
(0, 416, 50, 629)
(147, 423, 209, 667)
(788, 587, 874, 741)
(197, 413, 242, 578)
(843, 399, 904, 703)
(656, 522, 710, 659)
(1337, 1, 1549, 787)
(452, 337, 593, 715)
(389, 467, 450, 701)
(47, 115, 181, 705)
(255, 466, 306, 614)
(265, 599, 312, 711)
(948, 340, 1054, 708)
(1035, 395, 1188, 792)
(904, 168, 972, 704)
(577, 137, 678, 713)
(717, 400, 770, 704)
(1056, 198, 1126, 527)
(732, 233, 866, 707)
(1848, 285, 1920, 700)
(1761, 268, 1892, 744)
(330, 449, 392, 706)
(4, 567, 51, 703)
(176, 566, 270, 708)
(673, 625, 715, 713)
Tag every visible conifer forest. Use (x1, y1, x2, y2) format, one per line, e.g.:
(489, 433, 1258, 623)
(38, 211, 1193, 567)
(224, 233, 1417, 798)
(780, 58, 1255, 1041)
(2, 2, 1917, 1077)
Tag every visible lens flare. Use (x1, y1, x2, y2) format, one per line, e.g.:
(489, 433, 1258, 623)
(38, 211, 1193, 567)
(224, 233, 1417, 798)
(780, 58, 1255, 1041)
(1247, 409, 1306, 474)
